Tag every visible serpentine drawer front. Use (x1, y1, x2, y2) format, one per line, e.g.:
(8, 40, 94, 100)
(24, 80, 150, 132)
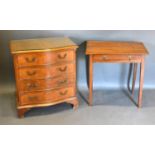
(16, 50, 74, 67)
(10, 37, 79, 118)
(19, 74, 75, 92)
(18, 63, 75, 80)
(86, 41, 148, 107)
(19, 86, 75, 106)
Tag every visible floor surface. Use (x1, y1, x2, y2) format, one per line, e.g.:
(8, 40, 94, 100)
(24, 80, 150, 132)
(0, 85, 155, 125)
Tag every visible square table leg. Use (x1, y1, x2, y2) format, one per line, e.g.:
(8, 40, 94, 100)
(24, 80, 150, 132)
(89, 55, 93, 105)
(138, 57, 145, 108)
(132, 63, 138, 95)
(127, 63, 133, 93)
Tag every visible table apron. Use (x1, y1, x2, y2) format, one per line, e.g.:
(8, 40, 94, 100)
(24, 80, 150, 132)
(92, 54, 143, 63)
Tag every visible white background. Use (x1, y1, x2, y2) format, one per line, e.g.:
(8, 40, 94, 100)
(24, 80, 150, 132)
(0, 0, 155, 29)
(0, 0, 155, 155)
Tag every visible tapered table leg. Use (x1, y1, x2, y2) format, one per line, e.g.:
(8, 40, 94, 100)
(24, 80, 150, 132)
(138, 58, 145, 108)
(132, 63, 138, 95)
(89, 55, 93, 106)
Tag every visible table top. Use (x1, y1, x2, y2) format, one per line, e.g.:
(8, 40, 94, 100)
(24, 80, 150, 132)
(10, 37, 78, 54)
(86, 41, 149, 55)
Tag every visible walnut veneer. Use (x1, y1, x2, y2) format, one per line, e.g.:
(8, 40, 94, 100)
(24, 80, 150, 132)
(10, 37, 79, 118)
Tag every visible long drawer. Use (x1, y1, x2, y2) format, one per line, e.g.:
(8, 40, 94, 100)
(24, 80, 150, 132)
(16, 50, 75, 67)
(93, 54, 142, 63)
(19, 86, 75, 106)
(18, 63, 75, 80)
(18, 74, 75, 92)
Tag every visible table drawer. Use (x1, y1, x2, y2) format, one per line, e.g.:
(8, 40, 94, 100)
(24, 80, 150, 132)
(18, 74, 75, 92)
(18, 63, 75, 80)
(16, 50, 75, 67)
(19, 86, 75, 106)
(93, 54, 142, 62)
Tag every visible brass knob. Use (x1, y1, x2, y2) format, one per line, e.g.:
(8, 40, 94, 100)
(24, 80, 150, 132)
(102, 55, 108, 60)
(128, 55, 132, 61)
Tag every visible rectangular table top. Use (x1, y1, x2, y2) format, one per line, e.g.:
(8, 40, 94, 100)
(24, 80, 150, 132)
(10, 37, 78, 54)
(86, 41, 149, 55)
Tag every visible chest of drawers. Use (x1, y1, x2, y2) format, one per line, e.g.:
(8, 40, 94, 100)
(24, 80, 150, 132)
(10, 37, 79, 118)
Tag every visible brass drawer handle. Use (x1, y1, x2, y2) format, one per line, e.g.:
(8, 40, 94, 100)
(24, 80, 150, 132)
(58, 66, 67, 72)
(27, 82, 38, 89)
(128, 56, 132, 61)
(27, 71, 36, 76)
(25, 57, 36, 63)
(59, 90, 68, 96)
(57, 79, 67, 85)
(57, 53, 67, 59)
(28, 96, 38, 101)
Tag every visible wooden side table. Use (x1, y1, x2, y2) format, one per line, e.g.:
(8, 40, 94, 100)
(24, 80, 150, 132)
(86, 41, 149, 107)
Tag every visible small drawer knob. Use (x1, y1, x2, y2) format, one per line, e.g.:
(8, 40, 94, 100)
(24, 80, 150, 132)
(128, 56, 132, 61)
(102, 55, 108, 60)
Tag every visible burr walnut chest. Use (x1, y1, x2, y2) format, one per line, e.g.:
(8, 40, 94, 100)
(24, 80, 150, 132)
(10, 37, 79, 118)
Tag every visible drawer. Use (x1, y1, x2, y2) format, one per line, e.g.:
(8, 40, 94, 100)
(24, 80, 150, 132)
(18, 63, 75, 80)
(16, 50, 75, 67)
(19, 86, 75, 106)
(18, 74, 75, 92)
(93, 54, 142, 62)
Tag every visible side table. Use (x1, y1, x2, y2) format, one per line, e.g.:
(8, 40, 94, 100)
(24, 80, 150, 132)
(86, 41, 148, 107)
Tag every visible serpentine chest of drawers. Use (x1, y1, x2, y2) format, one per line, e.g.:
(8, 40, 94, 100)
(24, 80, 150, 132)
(10, 37, 79, 118)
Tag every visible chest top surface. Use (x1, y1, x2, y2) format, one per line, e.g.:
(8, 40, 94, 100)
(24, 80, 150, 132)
(10, 37, 78, 54)
(86, 41, 149, 55)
